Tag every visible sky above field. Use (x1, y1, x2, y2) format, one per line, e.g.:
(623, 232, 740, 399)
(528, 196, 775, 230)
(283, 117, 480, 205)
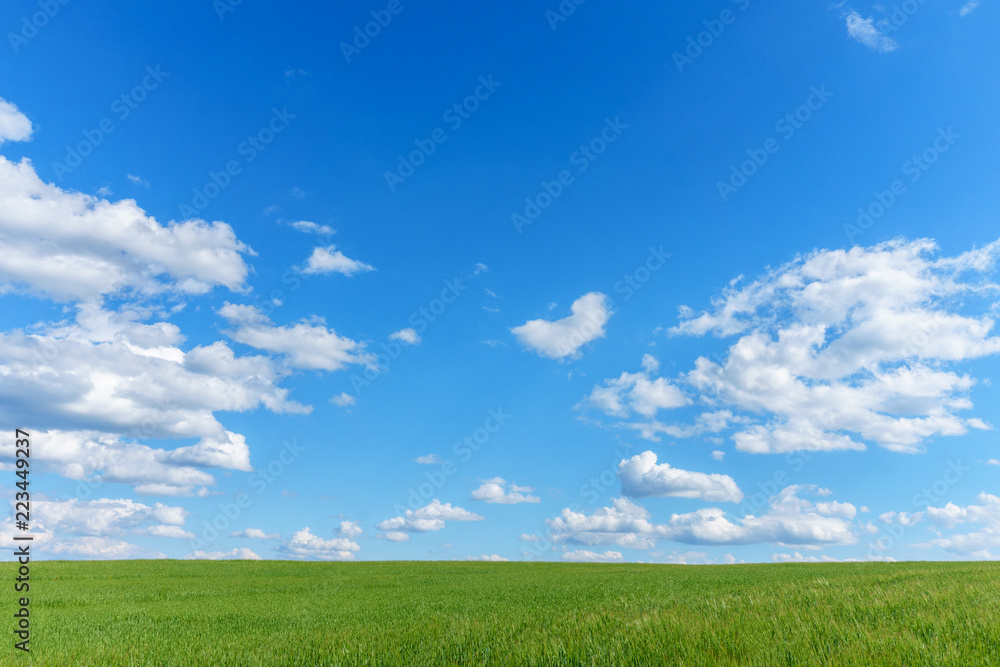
(1, 0, 999, 564)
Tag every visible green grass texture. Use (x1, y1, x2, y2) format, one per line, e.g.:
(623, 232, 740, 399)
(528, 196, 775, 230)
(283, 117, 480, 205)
(2, 560, 999, 666)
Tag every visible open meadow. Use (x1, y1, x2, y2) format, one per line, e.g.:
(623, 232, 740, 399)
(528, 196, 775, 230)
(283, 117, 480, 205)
(3, 560, 999, 665)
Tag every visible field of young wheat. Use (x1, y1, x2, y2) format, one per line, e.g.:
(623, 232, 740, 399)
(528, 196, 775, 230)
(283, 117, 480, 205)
(4, 560, 999, 665)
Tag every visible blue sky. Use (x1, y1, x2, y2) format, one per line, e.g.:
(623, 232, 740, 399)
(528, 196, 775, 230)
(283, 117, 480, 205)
(1, 0, 999, 564)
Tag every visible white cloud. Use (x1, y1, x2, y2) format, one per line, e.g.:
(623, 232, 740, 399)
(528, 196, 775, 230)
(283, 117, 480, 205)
(468, 554, 509, 561)
(672, 238, 1000, 453)
(231, 528, 280, 539)
(512, 292, 611, 359)
(548, 486, 857, 550)
(919, 493, 1000, 558)
(845, 11, 899, 52)
(415, 454, 442, 464)
(987, 459, 1000, 466)
(279, 527, 360, 560)
(617, 451, 743, 503)
(389, 328, 421, 345)
(377, 499, 484, 533)
(878, 510, 922, 526)
(470, 478, 541, 504)
(49, 537, 166, 560)
(218, 303, 372, 371)
(331, 392, 356, 408)
(299, 245, 374, 276)
(0, 98, 32, 144)
(32, 497, 189, 537)
(339, 521, 363, 538)
(959, 1, 979, 16)
(0, 157, 252, 302)
(562, 550, 624, 562)
(711, 450, 725, 461)
(0, 307, 311, 492)
(519, 533, 541, 542)
(127, 174, 150, 188)
(585, 370, 689, 418)
(771, 551, 895, 563)
(815, 501, 858, 520)
(289, 220, 334, 235)
(185, 548, 261, 560)
(383, 531, 410, 542)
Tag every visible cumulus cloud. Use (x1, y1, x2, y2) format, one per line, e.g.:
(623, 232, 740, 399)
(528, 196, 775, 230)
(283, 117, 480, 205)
(771, 551, 895, 563)
(617, 451, 743, 503)
(23, 497, 193, 545)
(299, 245, 374, 276)
(338, 521, 363, 538)
(0, 306, 314, 492)
(0, 98, 32, 144)
(185, 548, 262, 560)
(279, 527, 360, 560)
(0, 157, 252, 302)
(584, 356, 689, 418)
(414, 454, 441, 464)
(845, 11, 898, 52)
(289, 220, 334, 235)
(548, 486, 857, 550)
(218, 303, 372, 371)
(512, 292, 611, 359)
(389, 328, 421, 345)
(878, 511, 922, 526)
(231, 528, 280, 539)
(377, 499, 484, 534)
(330, 392, 356, 408)
(671, 238, 1000, 454)
(467, 554, 509, 561)
(919, 493, 1000, 558)
(562, 550, 624, 562)
(470, 478, 540, 504)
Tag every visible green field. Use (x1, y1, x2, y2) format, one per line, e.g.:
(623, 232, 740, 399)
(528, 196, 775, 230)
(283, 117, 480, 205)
(3, 560, 999, 665)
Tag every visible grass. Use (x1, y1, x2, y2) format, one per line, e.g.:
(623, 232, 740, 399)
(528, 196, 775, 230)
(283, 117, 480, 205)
(2, 560, 999, 665)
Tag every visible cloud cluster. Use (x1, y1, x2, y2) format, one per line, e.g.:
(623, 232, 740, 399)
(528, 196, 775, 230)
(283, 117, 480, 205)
(653, 239, 1000, 453)
(279, 527, 360, 560)
(218, 303, 373, 372)
(548, 486, 856, 550)
(377, 500, 484, 540)
(0, 157, 252, 302)
(470, 478, 540, 504)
